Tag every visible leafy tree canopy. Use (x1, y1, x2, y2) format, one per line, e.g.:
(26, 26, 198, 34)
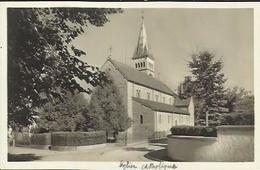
(8, 8, 122, 129)
(224, 87, 254, 114)
(33, 92, 88, 133)
(89, 73, 131, 133)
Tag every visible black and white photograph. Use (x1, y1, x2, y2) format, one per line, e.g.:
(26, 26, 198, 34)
(0, 2, 259, 170)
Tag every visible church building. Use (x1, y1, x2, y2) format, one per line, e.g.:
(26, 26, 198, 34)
(101, 18, 195, 142)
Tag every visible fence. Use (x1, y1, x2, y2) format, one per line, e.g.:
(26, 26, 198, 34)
(12, 131, 107, 150)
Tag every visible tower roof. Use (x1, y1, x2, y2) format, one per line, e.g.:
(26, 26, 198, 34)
(132, 20, 154, 60)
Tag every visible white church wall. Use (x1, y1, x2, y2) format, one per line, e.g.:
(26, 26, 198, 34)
(132, 100, 155, 141)
(155, 112, 191, 134)
(155, 112, 175, 135)
(131, 83, 174, 105)
(127, 82, 134, 141)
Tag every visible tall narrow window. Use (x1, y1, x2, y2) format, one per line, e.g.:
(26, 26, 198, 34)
(147, 92, 150, 100)
(135, 63, 137, 68)
(155, 95, 159, 102)
(136, 90, 140, 98)
(143, 62, 146, 67)
(140, 115, 143, 124)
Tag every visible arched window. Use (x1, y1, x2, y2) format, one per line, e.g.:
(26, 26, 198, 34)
(140, 62, 143, 67)
(135, 63, 137, 68)
(138, 63, 140, 68)
(143, 62, 145, 67)
(140, 115, 143, 124)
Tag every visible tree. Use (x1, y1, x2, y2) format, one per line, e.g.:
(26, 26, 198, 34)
(177, 76, 194, 99)
(225, 87, 254, 114)
(89, 73, 131, 134)
(34, 92, 89, 132)
(187, 51, 226, 126)
(8, 8, 122, 129)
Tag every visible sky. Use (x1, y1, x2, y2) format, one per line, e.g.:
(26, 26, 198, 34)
(73, 8, 254, 93)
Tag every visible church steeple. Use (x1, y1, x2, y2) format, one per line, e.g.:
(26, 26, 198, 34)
(132, 14, 155, 77)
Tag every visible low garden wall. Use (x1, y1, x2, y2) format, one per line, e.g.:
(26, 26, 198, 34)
(167, 126, 254, 162)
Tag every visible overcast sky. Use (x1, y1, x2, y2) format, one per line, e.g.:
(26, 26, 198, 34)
(73, 8, 253, 93)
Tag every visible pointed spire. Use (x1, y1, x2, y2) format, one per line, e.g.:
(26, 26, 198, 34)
(132, 13, 154, 60)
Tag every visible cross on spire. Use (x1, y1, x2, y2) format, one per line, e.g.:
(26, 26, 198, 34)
(108, 46, 112, 58)
(141, 10, 144, 20)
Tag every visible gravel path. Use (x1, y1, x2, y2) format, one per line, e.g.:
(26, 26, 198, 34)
(8, 142, 167, 162)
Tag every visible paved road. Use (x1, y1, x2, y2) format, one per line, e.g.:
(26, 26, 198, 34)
(8, 142, 169, 162)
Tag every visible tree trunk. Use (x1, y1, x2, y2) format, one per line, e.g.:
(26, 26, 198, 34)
(206, 111, 209, 126)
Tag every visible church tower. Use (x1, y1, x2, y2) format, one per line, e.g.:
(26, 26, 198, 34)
(132, 16, 155, 77)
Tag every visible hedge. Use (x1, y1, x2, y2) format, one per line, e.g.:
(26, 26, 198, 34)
(170, 126, 217, 137)
(51, 131, 106, 146)
(14, 132, 30, 145)
(31, 133, 51, 145)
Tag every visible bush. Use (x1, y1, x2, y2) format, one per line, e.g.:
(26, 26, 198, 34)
(170, 126, 217, 137)
(51, 131, 106, 146)
(31, 133, 51, 145)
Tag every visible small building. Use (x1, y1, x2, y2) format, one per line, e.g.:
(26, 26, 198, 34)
(100, 18, 194, 143)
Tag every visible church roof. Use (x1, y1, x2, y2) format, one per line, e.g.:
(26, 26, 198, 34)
(174, 98, 191, 107)
(108, 58, 177, 96)
(132, 21, 154, 60)
(133, 97, 189, 115)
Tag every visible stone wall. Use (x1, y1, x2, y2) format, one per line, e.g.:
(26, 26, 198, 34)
(167, 126, 254, 162)
(132, 100, 155, 141)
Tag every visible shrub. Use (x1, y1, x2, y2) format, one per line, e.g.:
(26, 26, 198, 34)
(51, 131, 106, 146)
(31, 133, 51, 145)
(170, 126, 217, 137)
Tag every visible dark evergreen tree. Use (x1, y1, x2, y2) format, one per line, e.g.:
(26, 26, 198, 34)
(187, 51, 226, 126)
(89, 73, 131, 134)
(177, 76, 194, 99)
